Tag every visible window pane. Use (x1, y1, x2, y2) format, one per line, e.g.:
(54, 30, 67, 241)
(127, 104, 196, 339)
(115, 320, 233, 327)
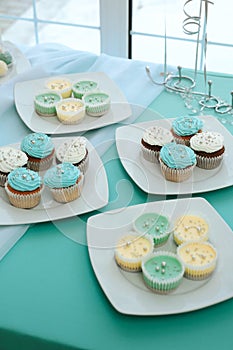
(0, 0, 33, 19)
(38, 24, 100, 54)
(36, 0, 99, 26)
(1, 20, 37, 46)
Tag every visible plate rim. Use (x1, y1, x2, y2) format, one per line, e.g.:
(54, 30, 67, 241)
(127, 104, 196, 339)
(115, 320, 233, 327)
(115, 115, 233, 195)
(87, 197, 233, 315)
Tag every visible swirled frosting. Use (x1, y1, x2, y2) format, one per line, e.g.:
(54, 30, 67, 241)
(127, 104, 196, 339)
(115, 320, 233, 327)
(160, 143, 196, 169)
(7, 167, 41, 191)
(0, 147, 28, 173)
(190, 131, 224, 153)
(142, 126, 173, 146)
(21, 133, 54, 158)
(172, 116, 204, 136)
(56, 137, 86, 164)
(44, 162, 81, 188)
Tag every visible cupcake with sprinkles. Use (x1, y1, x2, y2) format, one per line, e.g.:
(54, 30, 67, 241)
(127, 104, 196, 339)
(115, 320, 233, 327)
(142, 251, 185, 294)
(5, 167, 43, 208)
(0, 146, 28, 187)
(177, 241, 217, 280)
(44, 162, 84, 203)
(21, 133, 55, 172)
(159, 142, 196, 182)
(173, 214, 209, 246)
(190, 131, 225, 169)
(55, 137, 89, 174)
(45, 76, 72, 98)
(72, 80, 98, 99)
(141, 125, 174, 162)
(83, 91, 110, 117)
(34, 91, 62, 117)
(171, 115, 204, 146)
(114, 232, 154, 272)
(133, 212, 171, 247)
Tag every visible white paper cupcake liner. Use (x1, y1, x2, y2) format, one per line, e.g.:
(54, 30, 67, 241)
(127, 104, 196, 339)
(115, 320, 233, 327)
(142, 251, 185, 294)
(5, 183, 43, 209)
(27, 153, 54, 172)
(0, 172, 8, 187)
(195, 153, 224, 169)
(49, 173, 84, 203)
(76, 153, 89, 174)
(177, 241, 217, 281)
(141, 144, 160, 163)
(159, 159, 196, 182)
(114, 233, 154, 272)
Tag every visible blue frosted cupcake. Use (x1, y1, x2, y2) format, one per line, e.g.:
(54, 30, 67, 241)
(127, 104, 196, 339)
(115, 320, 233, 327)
(44, 162, 84, 203)
(21, 133, 55, 172)
(5, 167, 43, 208)
(159, 142, 196, 182)
(171, 116, 204, 146)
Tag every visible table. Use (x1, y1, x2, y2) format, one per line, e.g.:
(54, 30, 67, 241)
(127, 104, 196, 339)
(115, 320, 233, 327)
(0, 44, 233, 350)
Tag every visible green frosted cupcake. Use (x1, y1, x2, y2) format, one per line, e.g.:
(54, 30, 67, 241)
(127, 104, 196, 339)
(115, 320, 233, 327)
(83, 91, 110, 117)
(133, 212, 171, 247)
(0, 50, 13, 67)
(34, 91, 62, 117)
(142, 252, 185, 294)
(72, 80, 98, 99)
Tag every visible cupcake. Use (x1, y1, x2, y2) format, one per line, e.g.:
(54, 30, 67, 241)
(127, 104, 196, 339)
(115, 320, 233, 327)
(44, 162, 84, 203)
(141, 126, 174, 162)
(0, 146, 28, 186)
(0, 60, 8, 77)
(159, 142, 196, 182)
(173, 214, 209, 246)
(21, 133, 55, 172)
(72, 80, 98, 99)
(142, 252, 185, 294)
(45, 77, 72, 98)
(190, 131, 225, 169)
(5, 167, 43, 209)
(133, 212, 171, 247)
(82, 91, 110, 117)
(177, 241, 217, 280)
(55, 137, 89, 174)
(114, 232, 154, 272)
(34, 91, 62, 117)
(55, 98, 85, 124)
(0, 47, 13, 67)
(171, 116, 204, 146)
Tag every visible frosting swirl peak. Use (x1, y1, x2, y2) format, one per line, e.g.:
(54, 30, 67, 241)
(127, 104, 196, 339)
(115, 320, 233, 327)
(44, 162, 81, 188)
(172, 116, 204, 136)
(21, 133, 54, 158)
(160, 143, 196, 169)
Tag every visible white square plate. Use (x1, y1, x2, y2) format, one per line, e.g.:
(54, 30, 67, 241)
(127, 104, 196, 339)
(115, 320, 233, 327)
(0, 137, 108, 225)
(87, 197, 233, 315)
(0, 41, 31, 85)
(116, 115, 233, 194)
(14, 72, 132, 134)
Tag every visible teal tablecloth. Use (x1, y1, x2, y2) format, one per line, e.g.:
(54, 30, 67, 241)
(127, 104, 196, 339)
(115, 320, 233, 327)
(0, 45, 233, 350)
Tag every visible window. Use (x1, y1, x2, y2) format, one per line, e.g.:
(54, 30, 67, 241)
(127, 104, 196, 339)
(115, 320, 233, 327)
(0, 0, 232, 74)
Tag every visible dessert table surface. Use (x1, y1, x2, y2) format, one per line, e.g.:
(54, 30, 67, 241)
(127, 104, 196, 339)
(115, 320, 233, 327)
(0, 43, 233, 350)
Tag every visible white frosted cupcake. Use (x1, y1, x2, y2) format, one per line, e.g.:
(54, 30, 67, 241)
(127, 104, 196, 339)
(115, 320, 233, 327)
(177, 241, 217, 280)
(55, 137, 89, 174)
(190, 131, 225, 169)
(142, 251, 185, 294)
(45, 77, 72, 98)
(173, 214, 209, 245)
(55, 98, 85, 124)
(82, 91, 110, 117)
(114, 232, 154, 272)
(141, 126, 174, 162)
(0, 146, 28, 186)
